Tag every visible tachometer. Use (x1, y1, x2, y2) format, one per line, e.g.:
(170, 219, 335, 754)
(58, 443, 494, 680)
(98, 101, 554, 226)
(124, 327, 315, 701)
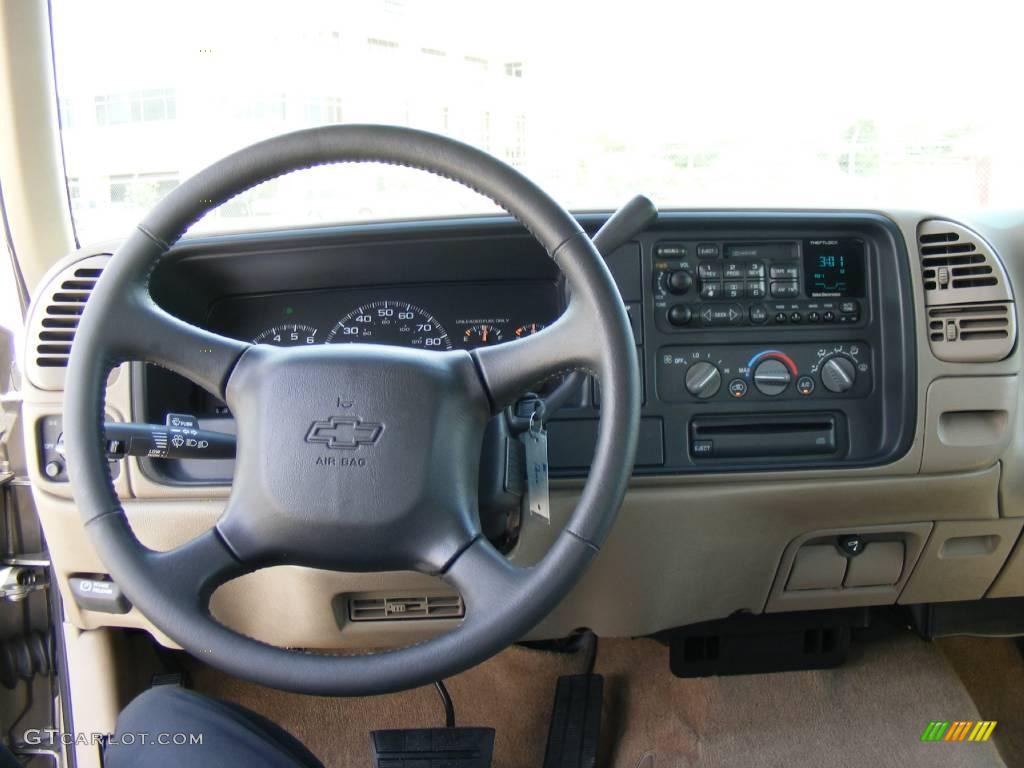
(326, 301, 452, 350)
(252, 324, 320, 346)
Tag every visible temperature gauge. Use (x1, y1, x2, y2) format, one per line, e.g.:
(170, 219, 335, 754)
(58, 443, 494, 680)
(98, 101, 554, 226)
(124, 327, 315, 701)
(514, 323, 547, 338)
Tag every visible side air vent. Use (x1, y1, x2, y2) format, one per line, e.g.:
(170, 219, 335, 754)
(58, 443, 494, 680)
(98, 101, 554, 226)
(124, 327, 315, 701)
(347, 593, 464, 622)
(917, 221, 1015, 363)
(25, 254, 110, 390)
(919, 220, 1010, 305)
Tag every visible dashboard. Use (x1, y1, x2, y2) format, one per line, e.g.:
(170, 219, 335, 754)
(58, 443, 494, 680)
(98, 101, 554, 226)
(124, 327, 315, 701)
(127, 212, 918, 483)
(20, 207, 1024, 654)
(205, 282, 560, 352)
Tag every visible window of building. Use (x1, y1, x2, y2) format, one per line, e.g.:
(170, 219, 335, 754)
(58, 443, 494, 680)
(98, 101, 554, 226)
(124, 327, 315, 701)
(95, 89, 176, 126)
(504, 61, 523, 78)
(108, 173, 179, 205)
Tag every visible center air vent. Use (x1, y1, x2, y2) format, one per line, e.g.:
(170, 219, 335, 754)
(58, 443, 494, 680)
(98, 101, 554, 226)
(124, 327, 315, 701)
(346, 593, 464, 622)
(26, 254, 110, 390)
(917, 220, 1015, 363)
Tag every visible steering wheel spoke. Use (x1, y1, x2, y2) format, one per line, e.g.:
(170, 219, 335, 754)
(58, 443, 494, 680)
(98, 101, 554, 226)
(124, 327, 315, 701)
(117, 290, 251, 399)
(442, 537, 528, 612)
(471, 302, 599, 412)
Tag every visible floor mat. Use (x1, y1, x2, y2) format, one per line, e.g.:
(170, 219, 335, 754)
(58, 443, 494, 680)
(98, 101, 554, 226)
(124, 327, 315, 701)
(940, 637, 1024, 768)
(188, 632, 1004, 768)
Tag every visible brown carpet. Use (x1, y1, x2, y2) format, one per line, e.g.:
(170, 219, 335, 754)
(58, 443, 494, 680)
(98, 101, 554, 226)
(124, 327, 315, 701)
(189, 633, 1004, 768)
(940, 637, 1024, 768)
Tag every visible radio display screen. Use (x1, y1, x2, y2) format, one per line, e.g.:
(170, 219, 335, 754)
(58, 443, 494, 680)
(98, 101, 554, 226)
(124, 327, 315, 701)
(803, 239, 865, 297)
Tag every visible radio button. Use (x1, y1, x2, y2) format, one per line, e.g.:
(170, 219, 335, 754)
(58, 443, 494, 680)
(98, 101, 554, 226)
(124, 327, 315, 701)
(667, 305, 692, 327)
(698, 263, 722, 280)
(807, 311, 821, 323)
(745, 262, 765, 279)
(774, 312, 788, 323)
(822, 310, 836, 322)
(770, 281, 799, 298)
(840, 300, 859, 314)
(749, 305, 769, 324)
(723, 263, 745, 281)
(770, 265, 800, 280)
(697, 243, 720, 259)
(655, 242, 688, 258)
(790, 312, 803, 323)
(700, 282, 723, 300)
(723, 281, 744, 300)
(746, 281, 766, 299)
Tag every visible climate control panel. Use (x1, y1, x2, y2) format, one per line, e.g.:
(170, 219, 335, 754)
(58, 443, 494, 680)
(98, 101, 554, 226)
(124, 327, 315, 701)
(657, 343, 872, 404)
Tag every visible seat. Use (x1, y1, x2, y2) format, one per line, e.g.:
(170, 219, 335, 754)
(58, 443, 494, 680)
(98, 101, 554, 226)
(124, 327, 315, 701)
(104, 686, 324, 768)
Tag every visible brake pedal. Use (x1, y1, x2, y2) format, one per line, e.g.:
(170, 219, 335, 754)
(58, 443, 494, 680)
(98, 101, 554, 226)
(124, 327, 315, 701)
(370, 727, 494, 768)
(543, 674, 603, 768)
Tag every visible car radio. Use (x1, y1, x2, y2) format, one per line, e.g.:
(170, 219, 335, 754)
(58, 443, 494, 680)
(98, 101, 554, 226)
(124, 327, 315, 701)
(652, 238, 867, 333)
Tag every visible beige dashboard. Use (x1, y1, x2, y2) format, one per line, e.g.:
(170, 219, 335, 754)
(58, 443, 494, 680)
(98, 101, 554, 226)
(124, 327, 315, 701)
(19, 208, 1024, 650)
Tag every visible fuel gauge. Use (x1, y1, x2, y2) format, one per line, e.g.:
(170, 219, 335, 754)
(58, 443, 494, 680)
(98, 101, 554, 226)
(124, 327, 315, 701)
(463, 324, 504, 346)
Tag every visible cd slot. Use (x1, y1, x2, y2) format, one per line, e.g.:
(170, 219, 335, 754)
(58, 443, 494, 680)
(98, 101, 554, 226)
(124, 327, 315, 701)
(690, 413, 840, 460)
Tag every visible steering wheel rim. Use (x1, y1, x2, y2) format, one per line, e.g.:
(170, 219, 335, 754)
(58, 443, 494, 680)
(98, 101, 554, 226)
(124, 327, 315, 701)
(64, 125, 640, 696)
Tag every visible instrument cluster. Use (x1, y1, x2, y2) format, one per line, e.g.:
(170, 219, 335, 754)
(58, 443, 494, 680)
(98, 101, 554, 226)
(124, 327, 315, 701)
(205, 282, 561, 351)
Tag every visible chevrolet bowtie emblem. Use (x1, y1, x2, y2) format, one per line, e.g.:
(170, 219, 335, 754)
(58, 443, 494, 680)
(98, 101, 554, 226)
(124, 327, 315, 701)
(305, 416, 384, 450)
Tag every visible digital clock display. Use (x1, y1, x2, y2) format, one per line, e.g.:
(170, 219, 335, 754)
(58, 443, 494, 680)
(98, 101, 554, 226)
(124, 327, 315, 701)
(803, 239, 865, 297)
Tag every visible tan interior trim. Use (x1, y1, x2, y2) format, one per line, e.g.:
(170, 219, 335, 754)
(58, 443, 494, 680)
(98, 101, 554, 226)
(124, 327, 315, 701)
(0, 1, 75, 292)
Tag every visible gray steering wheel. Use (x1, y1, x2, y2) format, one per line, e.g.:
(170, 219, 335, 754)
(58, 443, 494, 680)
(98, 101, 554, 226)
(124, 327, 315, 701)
(64, 125, 640, 696)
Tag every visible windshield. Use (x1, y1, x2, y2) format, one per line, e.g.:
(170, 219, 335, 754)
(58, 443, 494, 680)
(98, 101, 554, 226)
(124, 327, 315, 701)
(52, 0, 1022, 244)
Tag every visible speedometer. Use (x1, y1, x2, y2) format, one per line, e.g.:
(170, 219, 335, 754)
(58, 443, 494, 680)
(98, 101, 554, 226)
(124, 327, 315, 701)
(325, 301, 452, 350)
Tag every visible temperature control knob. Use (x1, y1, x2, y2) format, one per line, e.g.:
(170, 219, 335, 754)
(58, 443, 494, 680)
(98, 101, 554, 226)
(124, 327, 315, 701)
(821, 356, 856, 393)
(685, 362, 721, 399)
(753, 358, 792, 396)
(665, 270, 693, 295)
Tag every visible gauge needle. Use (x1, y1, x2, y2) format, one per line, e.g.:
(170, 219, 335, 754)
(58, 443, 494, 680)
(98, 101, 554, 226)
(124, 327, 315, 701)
(482, 327, 489, 343)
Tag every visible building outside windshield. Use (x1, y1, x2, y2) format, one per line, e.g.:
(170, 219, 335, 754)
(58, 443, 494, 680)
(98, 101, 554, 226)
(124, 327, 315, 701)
(51, 0, 1023, 246)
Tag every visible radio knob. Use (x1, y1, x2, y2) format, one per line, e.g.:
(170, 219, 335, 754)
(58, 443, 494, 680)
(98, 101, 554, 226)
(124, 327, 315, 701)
(685, 361, 721, 399)
(753, 358, 792, 396)
(667, 305, 692, 327)
(821, 356, 856, 393)
(666, 270, 693, 295)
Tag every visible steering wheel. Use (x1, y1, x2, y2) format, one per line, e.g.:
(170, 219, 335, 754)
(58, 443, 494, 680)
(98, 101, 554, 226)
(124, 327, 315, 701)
(64, 125, 640, 696)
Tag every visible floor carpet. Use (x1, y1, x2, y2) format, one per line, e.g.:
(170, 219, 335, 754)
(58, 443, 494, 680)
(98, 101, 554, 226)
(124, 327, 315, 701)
(188, 632, 1006, 768)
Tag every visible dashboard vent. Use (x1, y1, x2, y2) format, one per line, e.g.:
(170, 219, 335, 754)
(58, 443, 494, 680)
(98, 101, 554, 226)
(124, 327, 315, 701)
(348, 593, 464, 622)
(918, 220, 1010, 305)
(917, 220, 1015, 363)
(25, 254, 110, 390)
(927, 304, 1016, 363)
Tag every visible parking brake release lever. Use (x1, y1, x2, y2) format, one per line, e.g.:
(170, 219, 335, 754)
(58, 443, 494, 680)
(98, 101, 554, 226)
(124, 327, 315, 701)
(101, 413, 236, 460)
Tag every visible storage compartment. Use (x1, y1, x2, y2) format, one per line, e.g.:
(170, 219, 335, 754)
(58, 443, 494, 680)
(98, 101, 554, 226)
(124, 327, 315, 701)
(899, 519, 1024, 604)
(921, 376, 1018, 473)
(845, 541, 905, 588)
(787, 545, 847, 590)
(767, 523, 931, 613)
